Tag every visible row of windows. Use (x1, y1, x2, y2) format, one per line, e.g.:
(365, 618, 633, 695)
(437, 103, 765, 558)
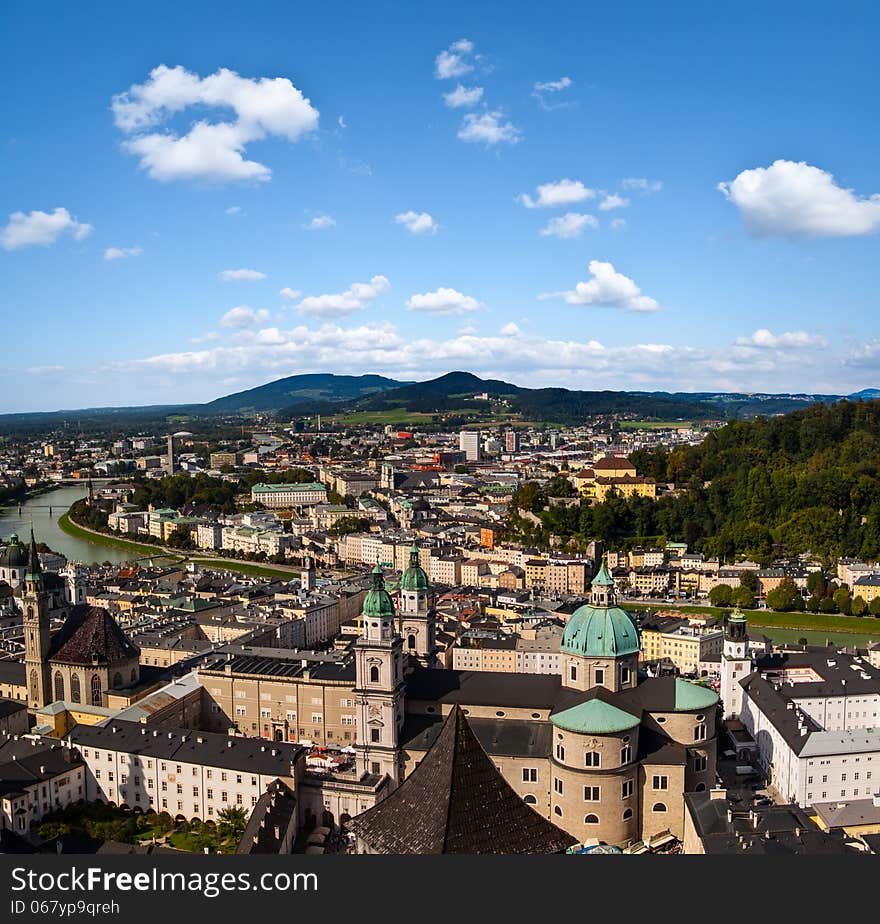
(554, 744, 632, 766)
(552, 806, 664, 821)
(807, 772, 872, 784)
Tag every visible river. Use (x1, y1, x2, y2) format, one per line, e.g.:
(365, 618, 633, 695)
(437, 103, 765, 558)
(0, 485, 136, 565)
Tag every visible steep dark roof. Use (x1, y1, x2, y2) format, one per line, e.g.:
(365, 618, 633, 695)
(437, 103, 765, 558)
(48, 604, 139, 666)
(347, 706, 576, 854)
(405, 666, 561, 709)
(236, 779, 298, 854)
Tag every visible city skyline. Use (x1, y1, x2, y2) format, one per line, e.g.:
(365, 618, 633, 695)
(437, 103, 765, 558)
(3, 1, 880, 413)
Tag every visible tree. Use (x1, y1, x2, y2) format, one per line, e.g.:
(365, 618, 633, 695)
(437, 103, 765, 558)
(739, 569, 759, 593)
(851, 595, 868, 617)
(545, 474, 575, 498)
(709, 584, 733, 607)
(217, 806, 248, 841)
(766, 579, 803, 612)
(807, 595, 822, 613)
(818, 596, 838, 613)
(833, 587, 852, 615)
(806, 570, 827, 597)
(870, 596, 880, 617)
(731, 586, 756, 609)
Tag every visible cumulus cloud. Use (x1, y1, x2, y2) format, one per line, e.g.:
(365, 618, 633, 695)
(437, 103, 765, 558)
(622, 177, 663, 193)
(220, 306, 271, 328)
(394, 211, 439, 235)
(435, 39, 475, 79)
(718, 159, 880, 237)
(458, 110, 521, 146)
(279, 287, 302, 301)
(1, 207, 93, 250)
(225, 206, 242, 215)
(111, 64, 319, 183)
(219, 267, 266, 281)
(538, 213, 598, 238)
(104, 245, 143, 260)
(406, 287, 482, 315)
(297, 275, 390, 317)
(443, 84, 484, 108)
(190, 332, 220, 344)
(518, 179, 595, 209)
(303, 214, 335, 230)
(598, 193, 629, 211)
(735, 329, 828, 349)
(500, 322, 521, 336)
(543, 260, 660, 312)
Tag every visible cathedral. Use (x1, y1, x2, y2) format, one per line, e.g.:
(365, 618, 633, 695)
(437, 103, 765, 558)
(338, 551, 720, 847)
(14, 531, 141, 710)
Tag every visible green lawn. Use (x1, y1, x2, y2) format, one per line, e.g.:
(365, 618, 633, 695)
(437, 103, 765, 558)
(57, 513, 182, 559)
(617, 420, 700, 430)
(754, 625, 880, 649)
(626, 600, 880, 635)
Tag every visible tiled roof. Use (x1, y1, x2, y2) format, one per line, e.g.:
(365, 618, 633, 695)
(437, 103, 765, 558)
(348, 705, 576, 854)
(49, 604, 140, 666)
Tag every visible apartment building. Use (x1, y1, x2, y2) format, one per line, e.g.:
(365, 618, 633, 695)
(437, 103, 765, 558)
(251, 483, 328, 509)
(67, 721, 304, 821)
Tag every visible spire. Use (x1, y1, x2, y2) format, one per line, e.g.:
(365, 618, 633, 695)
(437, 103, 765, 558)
(371, 562, 385, 589)
(26, 527, 42, 580)
(409, 542, 420, 567)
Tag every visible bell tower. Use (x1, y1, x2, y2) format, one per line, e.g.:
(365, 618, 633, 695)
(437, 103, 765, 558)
(398, 543, 438, 668)
(354, 565, 405, 787)
(22, 530, 51, 709)
(721, 608, 751, 718)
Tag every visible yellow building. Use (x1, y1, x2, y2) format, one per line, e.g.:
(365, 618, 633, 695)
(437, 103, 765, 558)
(594, 475, 657, 501)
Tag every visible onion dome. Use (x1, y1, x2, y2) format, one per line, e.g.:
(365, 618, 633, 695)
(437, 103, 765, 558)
(400, 543, 429, 592)
(363, 563, 395, 618)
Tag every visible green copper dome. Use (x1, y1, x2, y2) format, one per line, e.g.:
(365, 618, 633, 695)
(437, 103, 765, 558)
(400, 543, 429, 592)
(561, 604, 640, 658)
(672, 678, 718, 712)
(551, 698, 640, 735)
(363, 563, 395, 618)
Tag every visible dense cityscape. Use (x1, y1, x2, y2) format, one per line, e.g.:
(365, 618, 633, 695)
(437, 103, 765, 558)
(1, 395, 879, 856)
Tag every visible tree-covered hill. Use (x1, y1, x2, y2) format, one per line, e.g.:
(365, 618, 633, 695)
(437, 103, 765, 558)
(515, 400, 880, 562)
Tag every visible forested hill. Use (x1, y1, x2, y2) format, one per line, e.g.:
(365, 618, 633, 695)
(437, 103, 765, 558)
(522, 400, 880, 563)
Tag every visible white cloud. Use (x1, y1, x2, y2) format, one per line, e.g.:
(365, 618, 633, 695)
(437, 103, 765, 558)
(532, 76, 574, 110)
(220, 306, 271, 328)
(104, 245, 143, 260)
(533, 76, 572, 94)
(297, 275, 390, 317)
(598, 193, 629, 211)
(622, 177, 662, 193)
(538, 213, 598, 238)
(279, 287, 302, 301)
(718, 159, 880, 238)
(543, 260, 660, 312)
(394, 211, 439, 235)
(219, 267, 266, 281)
(435, 39, 475, 79)
(442, 84, 484, 108)
(225, 206, 242, 215)
(458, 111, 521, 146)
(518, 179, 595, 209)
(111, 64, 319, 184)
(1, 207, 93, 250)
(190, 332, 220, 344)
(500, 322, 521, 336)
(735, 329, 828, 349)
(610, 218, 627, 230)
(406, 287, 482, 316)
(303, 214, 335, 230)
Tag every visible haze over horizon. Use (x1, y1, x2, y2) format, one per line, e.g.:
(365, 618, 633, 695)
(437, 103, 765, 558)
(3, 2, 880, 413)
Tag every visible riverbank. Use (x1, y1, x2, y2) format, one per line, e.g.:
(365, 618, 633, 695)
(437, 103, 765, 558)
(58, 510, 300, 580)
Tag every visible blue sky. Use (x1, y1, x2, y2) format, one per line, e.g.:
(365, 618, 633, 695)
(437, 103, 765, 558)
(2, 1, 879, 412)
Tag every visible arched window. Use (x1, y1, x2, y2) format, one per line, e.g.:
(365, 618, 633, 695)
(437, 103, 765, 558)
(553, 805, 562, 817)
(652, 802, 667, 813)
(113, 672, 123, 689)
(584, 814, 599, 824)
(623, 808, 633, 820)
(523, 794, 537, 805)
(369, 665, 380, 683)
(91, 674, 102, 706)
(407, 634, 416, 649)
(620, 744, 632, 764)
(585, 751, 600, 768)
(54, 671, 64, 702)
(29, 668, 37, 700)
(695, 782, 707, 792)
(70, 674, 81, 703)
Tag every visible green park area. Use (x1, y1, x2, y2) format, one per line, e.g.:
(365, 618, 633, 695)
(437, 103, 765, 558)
(36, 803, 249, 854)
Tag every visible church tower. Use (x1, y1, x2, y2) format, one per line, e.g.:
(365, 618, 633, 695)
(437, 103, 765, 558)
(398, 543, 437, 668)
(721, 608, 750, 718)
(354, 565, 405, 787)
(22, 530, 51, 709)
(301, 554, 316, 593)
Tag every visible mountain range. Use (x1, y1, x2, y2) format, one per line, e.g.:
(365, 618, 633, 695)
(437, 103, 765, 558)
(1, 372, 877, 431)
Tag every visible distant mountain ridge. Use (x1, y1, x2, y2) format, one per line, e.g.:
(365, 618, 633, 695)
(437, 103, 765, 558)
(0, 370, 877, 429)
